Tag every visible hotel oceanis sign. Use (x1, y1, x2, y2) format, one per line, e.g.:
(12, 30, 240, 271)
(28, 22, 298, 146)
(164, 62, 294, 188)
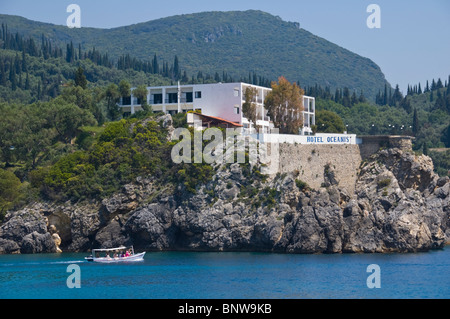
(305, 135, 354, 144)
(258, 133, 357, 145)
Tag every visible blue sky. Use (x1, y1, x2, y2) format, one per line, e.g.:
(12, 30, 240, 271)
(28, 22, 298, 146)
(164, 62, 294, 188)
(1, 0, 449, 93)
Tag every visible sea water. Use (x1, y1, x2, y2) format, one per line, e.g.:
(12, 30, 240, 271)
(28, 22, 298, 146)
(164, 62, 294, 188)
(0, 249, 448, 299)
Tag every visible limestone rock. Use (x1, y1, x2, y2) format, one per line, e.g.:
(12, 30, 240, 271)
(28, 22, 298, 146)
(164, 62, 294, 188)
(0, 146, 448, 255)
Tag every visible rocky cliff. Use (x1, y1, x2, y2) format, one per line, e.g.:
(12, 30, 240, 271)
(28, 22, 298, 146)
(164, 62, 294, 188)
(1, 144, 448, 255)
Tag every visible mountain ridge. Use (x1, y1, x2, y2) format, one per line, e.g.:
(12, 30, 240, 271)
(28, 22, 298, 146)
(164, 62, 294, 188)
(0, 10, 389, 99)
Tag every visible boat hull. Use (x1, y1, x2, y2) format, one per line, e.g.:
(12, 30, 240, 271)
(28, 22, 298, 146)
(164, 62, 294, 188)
(86, 252, 146, 263)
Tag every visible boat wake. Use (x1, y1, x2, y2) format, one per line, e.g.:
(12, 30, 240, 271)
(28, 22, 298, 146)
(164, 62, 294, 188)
(0, 260, 85, 267)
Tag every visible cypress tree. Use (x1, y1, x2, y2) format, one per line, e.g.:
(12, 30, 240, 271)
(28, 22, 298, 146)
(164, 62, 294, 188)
(14, 53, 21, 74)
(431, 79, 436, 91)
(342, 87, 351, 107)
(0, 59, 6, 85)
(9, 63, 16, 91)
(152, 54, 158, 74)
(173, 55, 180, 80)
(351, 91, 358, 105)
(37, 80, 41, 100)
(333, 89, 339, 103)
(25, 72, 30, 90)
(358, 90, 366, 103)
(422, 142, 429, 156)
(412, 108, 419, 136)
(66, 43, 71, 63)
(21, 49, 27, 72)
(425, 80, 430, 93)
(74, 66, 87, 89)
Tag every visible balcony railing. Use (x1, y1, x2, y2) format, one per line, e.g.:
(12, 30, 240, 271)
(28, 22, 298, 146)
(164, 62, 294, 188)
(163, 98, 193, 104)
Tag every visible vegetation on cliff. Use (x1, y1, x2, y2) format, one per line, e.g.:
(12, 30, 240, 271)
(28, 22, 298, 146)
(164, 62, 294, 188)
(0, 13, 449, 224)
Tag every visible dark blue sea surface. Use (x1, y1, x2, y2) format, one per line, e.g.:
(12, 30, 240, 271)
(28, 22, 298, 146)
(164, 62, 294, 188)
(0, 249, 448, 299)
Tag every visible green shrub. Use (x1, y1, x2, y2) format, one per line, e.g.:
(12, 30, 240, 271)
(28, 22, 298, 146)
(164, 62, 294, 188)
(295, 179, 309, 191)
(172, 112, 188, 128)
(0, 169, 22, 221)
(377, 178, 391, 189)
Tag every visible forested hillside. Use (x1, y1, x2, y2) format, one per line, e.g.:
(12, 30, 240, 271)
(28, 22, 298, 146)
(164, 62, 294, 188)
(309, 78, 450, 177)
(0, 17, 448, 221)
(0, 10, 389, 100)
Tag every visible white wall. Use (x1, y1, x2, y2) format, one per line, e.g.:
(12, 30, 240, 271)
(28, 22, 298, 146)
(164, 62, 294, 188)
(191, 83, 243, 124)
(257, 133, 358, 145)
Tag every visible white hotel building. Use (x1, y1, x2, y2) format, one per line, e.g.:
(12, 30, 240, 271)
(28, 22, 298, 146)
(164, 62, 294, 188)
(119, 82, 316, 135)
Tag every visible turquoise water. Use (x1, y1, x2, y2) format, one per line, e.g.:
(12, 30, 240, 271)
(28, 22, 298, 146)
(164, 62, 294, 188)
(0, 249, 448, 299)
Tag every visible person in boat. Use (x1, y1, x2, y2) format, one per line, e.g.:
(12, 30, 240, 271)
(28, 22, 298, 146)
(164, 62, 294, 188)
(125, 250, 130, 257)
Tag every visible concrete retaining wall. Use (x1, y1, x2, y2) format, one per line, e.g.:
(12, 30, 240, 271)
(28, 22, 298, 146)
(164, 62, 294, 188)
(273, 135, 414, 195)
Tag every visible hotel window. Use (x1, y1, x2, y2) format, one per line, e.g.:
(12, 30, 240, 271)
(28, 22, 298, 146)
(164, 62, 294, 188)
(167, 93, 178, 104)
(152, 94, 162, 104)
(186, 92, 193, 103)
(195, 91, 202, 99)
(122, 96, 131, 105)
(234, 106, 240, 114)
(234, 89, 240, 97)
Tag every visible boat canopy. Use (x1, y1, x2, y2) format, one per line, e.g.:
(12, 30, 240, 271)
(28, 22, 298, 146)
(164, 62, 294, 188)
(92, 246, 131, 253)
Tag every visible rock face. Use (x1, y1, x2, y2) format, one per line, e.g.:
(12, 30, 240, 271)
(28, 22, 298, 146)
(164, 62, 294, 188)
(0, 147, 449, 255)
(0, 208, 57, 254)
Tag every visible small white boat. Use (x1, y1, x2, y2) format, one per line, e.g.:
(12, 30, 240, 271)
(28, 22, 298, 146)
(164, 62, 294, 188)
(85, 246, 145, 263)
